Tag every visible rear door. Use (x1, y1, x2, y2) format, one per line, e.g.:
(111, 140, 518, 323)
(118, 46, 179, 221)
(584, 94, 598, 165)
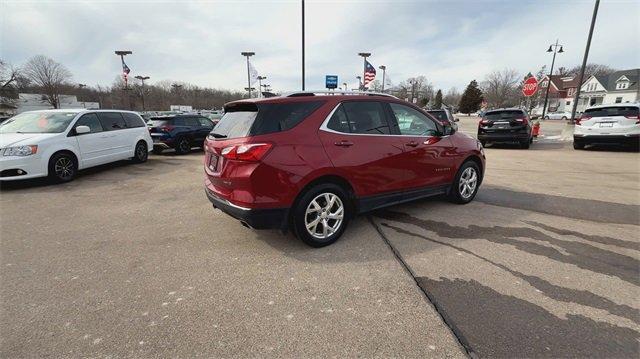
(580, 106, 639, 135)
(72, 113, 112, 167)
(318, 101, 407, 197)
(388, 102, 455, 188)
(196, 117, 214, 143)
(96, 112, 130, 160)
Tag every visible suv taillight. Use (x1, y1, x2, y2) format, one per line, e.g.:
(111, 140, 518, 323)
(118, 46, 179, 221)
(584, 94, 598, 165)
(479, 119, 489, 126)
(576, 115, 590, 125)
(624, 114, 640, 124)
(160, 125, 175, 132)
(221, 143, 273, 162)
(514, 117, 528, 125)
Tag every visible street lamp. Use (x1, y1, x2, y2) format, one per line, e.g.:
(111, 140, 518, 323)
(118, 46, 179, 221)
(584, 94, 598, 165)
(135, 75, 150, 111)
(358, 52, 371, 90)
(541, 40, 564, 118)
(257, 76, 267, 98)
(241, 51, 255, 98)
(78, 84, 87, 108)
(378, 65, 386, 92)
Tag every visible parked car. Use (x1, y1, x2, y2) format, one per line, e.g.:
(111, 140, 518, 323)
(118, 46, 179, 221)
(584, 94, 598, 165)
(426, 108, 459, 131)
(573, 104, 640, 150)
(544, 111, 571, 120)
(147, 115, 215, 154)
(477, 108, 533, 149)
(0, 109, 152, 182)
(204, 92, 486, 247)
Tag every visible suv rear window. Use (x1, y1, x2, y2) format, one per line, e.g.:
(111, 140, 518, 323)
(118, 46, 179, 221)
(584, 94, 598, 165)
(484, 110, 525, 121)
(584, 106, 639, 118)
(212, 101, 324, 139)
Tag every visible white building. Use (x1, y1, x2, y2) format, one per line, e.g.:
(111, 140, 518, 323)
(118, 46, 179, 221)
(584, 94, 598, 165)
(577, 69, 639, 113)
(15, 93, 100, 114)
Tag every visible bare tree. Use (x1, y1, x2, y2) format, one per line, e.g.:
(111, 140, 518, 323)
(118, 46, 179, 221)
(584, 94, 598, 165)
(443, 87, 461, 109)
(566, 63, 616, 78)
(0, 60, 21, 98)
(22, 55, 72, 108)
(481, 69, 520, 108)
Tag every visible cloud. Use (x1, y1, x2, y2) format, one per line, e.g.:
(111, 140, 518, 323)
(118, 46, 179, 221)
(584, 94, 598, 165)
(1, 0, 638, 93)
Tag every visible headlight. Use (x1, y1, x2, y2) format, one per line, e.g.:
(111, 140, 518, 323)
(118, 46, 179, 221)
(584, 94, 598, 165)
(3, 145, 38, 156)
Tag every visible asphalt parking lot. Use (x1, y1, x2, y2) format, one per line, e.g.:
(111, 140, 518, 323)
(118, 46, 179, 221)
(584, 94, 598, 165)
(1, 117, 639, 357)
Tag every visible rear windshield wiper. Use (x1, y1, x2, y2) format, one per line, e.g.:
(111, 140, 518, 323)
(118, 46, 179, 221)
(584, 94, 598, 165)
(209, 133, 227, 138)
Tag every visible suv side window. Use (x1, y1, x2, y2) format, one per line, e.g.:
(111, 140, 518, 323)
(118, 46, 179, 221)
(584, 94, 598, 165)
(198, 117, 212, 127)
(341, 101, 390, 135)
(185, 117, 200, 127)
(327, 105, 351, 133)
(74, 113, 103, 133)
(173, 117, 186, 126)
(122, 112, 145, 128)
(390, 103, 439, 136)
(97, 112, 127, 131)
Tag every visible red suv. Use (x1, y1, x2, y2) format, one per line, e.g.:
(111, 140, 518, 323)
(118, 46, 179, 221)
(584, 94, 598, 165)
(204, 92, 485, 247)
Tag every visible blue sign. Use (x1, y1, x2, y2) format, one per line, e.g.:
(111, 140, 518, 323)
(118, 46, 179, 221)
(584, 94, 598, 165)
(325, 75, 338, 89)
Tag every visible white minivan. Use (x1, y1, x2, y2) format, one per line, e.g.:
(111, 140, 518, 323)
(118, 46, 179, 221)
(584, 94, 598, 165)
(574, 104, 640, 149)
(0, 109, 153, 182)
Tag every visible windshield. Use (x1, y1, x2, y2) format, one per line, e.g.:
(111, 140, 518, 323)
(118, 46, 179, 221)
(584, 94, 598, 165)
(584, 106, 639, 118)
(484, 110, 524, 121)
(0, 112, 77, 134)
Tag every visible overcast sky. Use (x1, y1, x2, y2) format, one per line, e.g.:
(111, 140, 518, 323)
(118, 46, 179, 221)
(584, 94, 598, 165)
(1, 0, 638, 93)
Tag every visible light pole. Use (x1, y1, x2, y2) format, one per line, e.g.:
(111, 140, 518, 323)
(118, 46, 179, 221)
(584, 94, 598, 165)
(379, 65, 386, 92)
(541, 40, 564, 118)
(571, 0, 600, 123)
(358, 52, 371, 90)
(78, 84, 87, 108)
(115, 50, 132, 109)
(241, 52, 255, 98)
(257, 76, 267, 98)
(135, 75, 150, 111)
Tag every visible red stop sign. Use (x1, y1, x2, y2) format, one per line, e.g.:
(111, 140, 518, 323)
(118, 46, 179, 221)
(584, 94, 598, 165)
(522, 76, 538, 97)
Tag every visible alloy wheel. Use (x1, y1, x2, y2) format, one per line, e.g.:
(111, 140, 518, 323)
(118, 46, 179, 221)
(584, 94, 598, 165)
(54, 157, 74, 180)
(459, 167, 478, 199)
(305, 193, 344, 239)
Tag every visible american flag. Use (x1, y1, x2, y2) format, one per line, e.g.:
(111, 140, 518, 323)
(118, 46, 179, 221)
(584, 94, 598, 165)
(122, 59, 131, 78)
(363, 60, 376, 87)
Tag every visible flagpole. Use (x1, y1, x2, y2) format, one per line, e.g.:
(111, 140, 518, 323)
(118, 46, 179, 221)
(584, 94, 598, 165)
(358, 52, 371, 90)
(241, 52, 255, 98)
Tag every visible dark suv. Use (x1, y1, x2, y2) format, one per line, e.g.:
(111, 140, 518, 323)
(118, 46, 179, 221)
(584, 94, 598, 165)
(477, 108, 533, 149)
(148, 115, 214, 154)
(204, 92, 485, 247)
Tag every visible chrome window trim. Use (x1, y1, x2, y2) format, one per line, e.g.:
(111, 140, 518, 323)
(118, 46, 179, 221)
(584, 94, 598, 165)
(319, 103, 444, 138)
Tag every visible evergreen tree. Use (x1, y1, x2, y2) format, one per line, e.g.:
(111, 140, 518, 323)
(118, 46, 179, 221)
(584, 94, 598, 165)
(458, 80, 483, 115)
(434, 89, 443, 109)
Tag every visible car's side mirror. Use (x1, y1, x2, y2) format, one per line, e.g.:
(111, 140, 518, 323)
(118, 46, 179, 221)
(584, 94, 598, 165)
(443, 122, 456, 136)
(75, 125, 91, 135)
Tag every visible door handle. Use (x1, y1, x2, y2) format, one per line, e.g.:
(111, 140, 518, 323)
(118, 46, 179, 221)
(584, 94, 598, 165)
(334, 140, 354, 147)
(406, 141, 419, 147)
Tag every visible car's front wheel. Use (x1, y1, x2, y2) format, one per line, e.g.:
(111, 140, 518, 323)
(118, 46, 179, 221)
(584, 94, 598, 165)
(573, 140, 585, 150)
(175, 137, 191, 155)
(292, 183, 350, 247)
(48, 152, 77, 183)
(449, 161, 481, 204)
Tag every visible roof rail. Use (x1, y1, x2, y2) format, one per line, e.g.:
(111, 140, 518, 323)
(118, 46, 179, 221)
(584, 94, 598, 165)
(282, 90, 397, 99)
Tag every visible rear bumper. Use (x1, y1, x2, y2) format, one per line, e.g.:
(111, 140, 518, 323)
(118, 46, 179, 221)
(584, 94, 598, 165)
(574, 134, 640, 145)
(205, 188, 289, 230)
(477, 131, 530, 142)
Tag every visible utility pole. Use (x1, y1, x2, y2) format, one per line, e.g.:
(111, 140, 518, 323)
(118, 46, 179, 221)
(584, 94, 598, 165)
(301, 0, 305, 91)
(570, 0, 600, 123)
(241, 52, 255, 98)
(541, 40, 564, 118)
(379, 65, 386, 92)
(135, 75, 150, 111)
(358, 52, 371, 90)
(257, 76, 266, 98)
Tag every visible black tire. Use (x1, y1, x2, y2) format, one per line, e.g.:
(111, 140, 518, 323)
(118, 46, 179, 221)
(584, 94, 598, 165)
(152, 148, 164, 155)
(449, 161, 481, 204)
(292, 183, 351, 247)
(175, 137, 191, 155)
(573, 141, 585, 150)
(48, 152, 77, 183)
(479, 140, 487, 147)
(544, 116, 549, 120)
(520, 140, 531, 149)
(561, 116, 567, 121)
(132, 141, 148, 163)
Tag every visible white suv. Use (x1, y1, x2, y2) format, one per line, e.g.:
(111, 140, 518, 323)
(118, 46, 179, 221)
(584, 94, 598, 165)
(0, 109, 153, 182)
(573, 104, 640, 149)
